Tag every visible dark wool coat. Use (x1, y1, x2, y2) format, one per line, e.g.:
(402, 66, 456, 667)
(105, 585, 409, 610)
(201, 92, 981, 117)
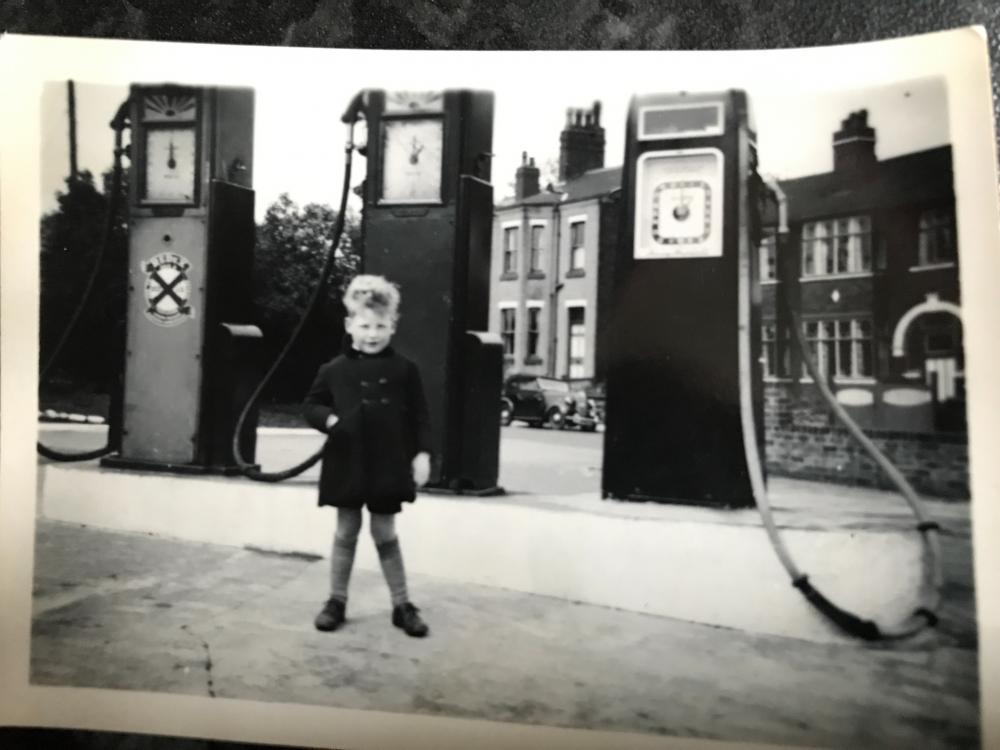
(303, 346, 432, 514)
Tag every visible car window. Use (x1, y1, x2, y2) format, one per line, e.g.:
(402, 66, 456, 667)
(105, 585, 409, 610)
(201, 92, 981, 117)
(537, 378, 570, 393)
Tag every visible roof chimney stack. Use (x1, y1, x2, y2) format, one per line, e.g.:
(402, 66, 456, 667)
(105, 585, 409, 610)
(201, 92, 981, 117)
(559, 100, 605, 183)
(833, 109, 877, 173)
(515, 150, 541, 200)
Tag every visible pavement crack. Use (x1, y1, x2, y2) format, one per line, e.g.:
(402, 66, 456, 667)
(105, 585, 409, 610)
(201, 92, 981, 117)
(180, 624, 217, 698)
(172, 558, 315, 700)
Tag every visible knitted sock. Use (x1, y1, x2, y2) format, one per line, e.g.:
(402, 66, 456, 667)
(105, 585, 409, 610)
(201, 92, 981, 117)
(329, 536, 357, 602)
(329, 508, 362, 602)
(375, 538, 410, 607)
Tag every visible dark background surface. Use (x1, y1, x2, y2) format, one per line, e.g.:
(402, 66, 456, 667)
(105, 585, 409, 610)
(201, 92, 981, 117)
(3, 1, 997, 748)
(2, 0, 999, 143)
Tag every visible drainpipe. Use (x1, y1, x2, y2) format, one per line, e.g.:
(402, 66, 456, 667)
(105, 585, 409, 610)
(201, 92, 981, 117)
(761, 173, 788, 235)
(521, 203, 530, 369)
(548, 202, 563, 377)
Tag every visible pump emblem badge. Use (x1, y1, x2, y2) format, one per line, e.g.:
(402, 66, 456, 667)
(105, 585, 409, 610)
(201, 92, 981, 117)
(143, 252, 194, 327)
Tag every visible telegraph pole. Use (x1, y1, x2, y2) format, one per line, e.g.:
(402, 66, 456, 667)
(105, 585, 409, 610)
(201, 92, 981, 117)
(67, 80, 78, 183)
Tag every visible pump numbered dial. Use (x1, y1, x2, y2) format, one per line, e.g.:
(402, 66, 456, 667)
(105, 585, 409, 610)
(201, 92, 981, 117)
(652, 180, 712, 244)
(634, 148, 724, 259)
(139, 91, 199, 205)
(144, 127, 197, 203)
(380, 118, 444, 204)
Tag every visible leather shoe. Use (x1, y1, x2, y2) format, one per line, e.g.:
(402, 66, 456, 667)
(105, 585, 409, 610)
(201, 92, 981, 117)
(391, 602, 429, 637)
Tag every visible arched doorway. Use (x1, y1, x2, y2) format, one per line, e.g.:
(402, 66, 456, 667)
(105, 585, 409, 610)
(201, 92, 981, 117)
(892, 295, 964, 431)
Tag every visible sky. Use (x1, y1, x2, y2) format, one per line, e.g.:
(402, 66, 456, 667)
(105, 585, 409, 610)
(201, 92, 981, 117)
(40, 72, 949, 223)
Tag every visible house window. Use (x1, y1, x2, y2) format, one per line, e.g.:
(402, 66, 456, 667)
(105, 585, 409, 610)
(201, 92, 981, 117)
(526, 305, 543, 360)
(500, 306, 517, 356)
(567, 306, 586, 378)
(569, 220, 586, 273)
(760, 230, 778, 281)
(801, 216, 872, 276)
(917, 208, 956, 266)
(802, 317, 873, 379)
(502, 227, 518, 275)
(529, 225, 545, 273)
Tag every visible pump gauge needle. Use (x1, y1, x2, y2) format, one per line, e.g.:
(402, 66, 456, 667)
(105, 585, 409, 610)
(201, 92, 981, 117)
(167, 141, 177, 170)
(673, 185, 691, 221)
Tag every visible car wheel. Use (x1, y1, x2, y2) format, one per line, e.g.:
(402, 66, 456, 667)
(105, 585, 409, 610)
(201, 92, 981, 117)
(546, 407, 566, 429)
(500, 398, 514, 426)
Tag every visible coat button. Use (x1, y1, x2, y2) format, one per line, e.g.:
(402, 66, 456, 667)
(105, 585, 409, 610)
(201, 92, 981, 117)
(381, 397, 390, 404)
(362, 398, 373, 405)
(361, 380, 370, 388)
(379, 377, 388, 384)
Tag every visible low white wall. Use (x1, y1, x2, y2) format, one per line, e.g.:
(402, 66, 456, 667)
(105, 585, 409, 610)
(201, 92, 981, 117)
(39, 463, 923, 644)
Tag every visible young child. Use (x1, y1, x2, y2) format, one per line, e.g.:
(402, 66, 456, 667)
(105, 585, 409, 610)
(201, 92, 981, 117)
(303, 274, 431, 637)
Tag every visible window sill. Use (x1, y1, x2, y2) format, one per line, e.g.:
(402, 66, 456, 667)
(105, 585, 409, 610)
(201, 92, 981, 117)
(524, 355, 543, 365)
(798, 376, 877, 385)
(761, 279, 779, 285)
(566, 268, 586, 279)
(499, 272, 519, 281)
(527, 270, 546, 280)
(799, 272, 873, 282)
(909, 262, 956, 272)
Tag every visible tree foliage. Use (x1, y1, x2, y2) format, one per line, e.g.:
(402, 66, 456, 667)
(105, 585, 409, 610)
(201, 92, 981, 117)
(252, 193, 361, 401)
(39, 169, 129, 392)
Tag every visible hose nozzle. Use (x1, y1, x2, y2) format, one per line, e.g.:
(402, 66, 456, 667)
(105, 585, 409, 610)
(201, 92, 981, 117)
(341, 90, 368, 124)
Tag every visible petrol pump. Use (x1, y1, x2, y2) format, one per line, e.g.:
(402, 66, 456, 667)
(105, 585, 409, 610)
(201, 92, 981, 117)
(358, 90, 502, 493)
(100, 84, 260, 474)
(602, 91, 765, 507)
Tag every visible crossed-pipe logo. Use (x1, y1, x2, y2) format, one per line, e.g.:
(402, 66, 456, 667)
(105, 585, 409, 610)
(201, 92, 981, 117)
(143, 252, 194, 327)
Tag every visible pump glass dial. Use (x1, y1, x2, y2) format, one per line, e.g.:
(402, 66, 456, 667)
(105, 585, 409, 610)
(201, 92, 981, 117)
(144, 127, 197, 203)
(652, 180, 711, 243)
(381, 118, 443, 203)
(634, 148, 723, 259)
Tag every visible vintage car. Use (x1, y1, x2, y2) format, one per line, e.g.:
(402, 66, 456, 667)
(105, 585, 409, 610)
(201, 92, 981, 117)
(500, 374, 599, 430)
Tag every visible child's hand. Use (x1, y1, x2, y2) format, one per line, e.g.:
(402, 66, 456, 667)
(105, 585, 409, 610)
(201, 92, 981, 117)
(325, 414, 339, 431)
(412, 452, 430, 487)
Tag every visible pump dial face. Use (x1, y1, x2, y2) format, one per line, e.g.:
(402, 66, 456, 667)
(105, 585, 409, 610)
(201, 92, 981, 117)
(144, 127, 197, 203)
(652, 180, 711, 243)
(381, 118, 443, 203)
(634, 148, 723, 259)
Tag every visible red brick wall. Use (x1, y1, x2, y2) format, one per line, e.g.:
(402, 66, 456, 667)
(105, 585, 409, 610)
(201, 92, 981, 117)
(764, 382, 969, 499)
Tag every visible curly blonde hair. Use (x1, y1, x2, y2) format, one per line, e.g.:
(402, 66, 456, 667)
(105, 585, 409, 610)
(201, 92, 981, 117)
(343, 274, 401, 320)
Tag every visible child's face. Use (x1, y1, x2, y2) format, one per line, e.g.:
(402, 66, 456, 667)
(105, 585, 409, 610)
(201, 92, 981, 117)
(345, 307, 396, 355)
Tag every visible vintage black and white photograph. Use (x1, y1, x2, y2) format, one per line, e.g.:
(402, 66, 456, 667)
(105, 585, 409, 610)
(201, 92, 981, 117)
(2, 29, 999, 750)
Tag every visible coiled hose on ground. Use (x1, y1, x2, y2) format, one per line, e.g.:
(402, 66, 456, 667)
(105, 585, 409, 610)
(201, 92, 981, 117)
(742, 180, 942, 639)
